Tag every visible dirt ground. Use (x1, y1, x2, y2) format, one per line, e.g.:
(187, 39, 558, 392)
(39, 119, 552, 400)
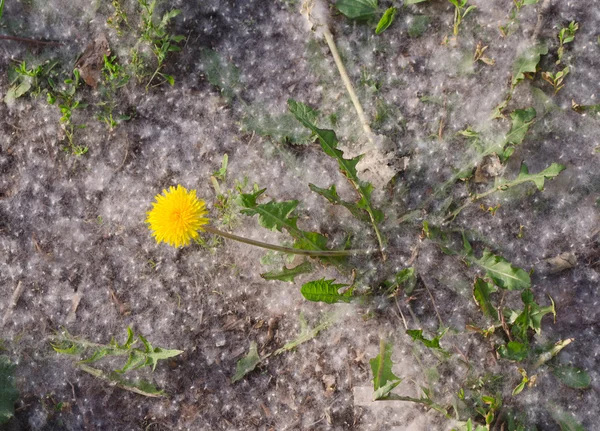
(1, 0, 599, 430)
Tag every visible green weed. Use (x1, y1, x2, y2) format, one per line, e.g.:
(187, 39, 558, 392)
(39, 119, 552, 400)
(51, 327, 183, 397)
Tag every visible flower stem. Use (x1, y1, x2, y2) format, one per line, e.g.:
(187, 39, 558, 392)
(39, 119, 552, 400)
(203, 225, 373, 257)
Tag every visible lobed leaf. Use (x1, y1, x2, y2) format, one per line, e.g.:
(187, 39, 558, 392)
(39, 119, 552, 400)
(199, 48, 240, 100)
(239, 188, 333, 258)
(289, 99, 385, 251)
(510, 163, 566, 191)
(273, 313, 333, 356)
(309, 183, 370, 222)
(370, 340, 401, 400)
(512, 43, 548, 86)
(232, 341, 261, 383)
(261, 261, 313, 283)
(501, 108, 536, 161)
(476, 249, 531, 290)
(497, 341, 528, 361)
(300, 279, 352, 304)
(473, 278, 498, 318)
(406, 328, 448, 352)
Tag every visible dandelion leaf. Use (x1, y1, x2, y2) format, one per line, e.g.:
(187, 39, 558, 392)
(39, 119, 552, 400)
(0, 356, 19, 425)
(497, 341, 528, 361)
(261, 261, 313, 283)
(512, 43, 548, 86)
(473, 278, 498, 318)
(273, 313, 333, 356)
(513, 163, 565, 191)
(289, 99, 384, 227)
(370, 341, 401, 400)
(309, 183, 370, 222)
(239, 188, 337, 262)
(232, 341, 261, 383)
(476, 249, 530, 290)
(501, 108, 536, 161)
(199, 48, 240, 100)
(336, 0, 378, 20)
(300, 278, 352, 304)
(406, 329, 447, 351)
(242, 108, 316, 145)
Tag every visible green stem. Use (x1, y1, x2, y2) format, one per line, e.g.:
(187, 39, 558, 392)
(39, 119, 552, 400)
(203, 225, 373, 257)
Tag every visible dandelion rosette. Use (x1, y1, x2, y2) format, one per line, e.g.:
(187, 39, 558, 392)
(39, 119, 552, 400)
(146, 185, 209, 247)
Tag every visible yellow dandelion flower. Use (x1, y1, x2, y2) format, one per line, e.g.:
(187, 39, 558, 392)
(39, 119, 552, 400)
(146, 185, 209, 248)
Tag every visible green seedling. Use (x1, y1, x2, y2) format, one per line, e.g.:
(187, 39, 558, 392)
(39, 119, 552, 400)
(47, 69, 88, 156)
(448, 0, 477, 37)
(51, 327, 183, 397)
(557, 21, 578, 65)
(135, 0, 185, 90)
(107, 0, 130, 36)
(513, 0, 538, 10)
(97, 55, 131, 131)
(232, 313, 333, 382)
(4, 59, 57, 104)
(542, 66, 569, 94)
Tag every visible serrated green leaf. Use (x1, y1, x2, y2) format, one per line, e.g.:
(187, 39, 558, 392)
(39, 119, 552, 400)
(406, 328, 447, 351)
(289, 99, 385, 251)
(473, 278, 498, 318)
(405, 0, 429, 4)
(549, 406, 586, 431)
(300, 278, 352, 304)
(138, 335, 183, 371)
(476, 249, 530, 290)
(336, 0, 378, 20)
(497, 341, 528, 361)
(0, 356, 19, 425)
(51, 342, 84, 355)
(239, 188, 334, 258)
(375, 7, 397, 34)
(309, 183, 370, 222)
(511, 163, 566, 191)
(232, 341, 261, 383)
(199, 48, 240, 100)
(272, 313, 333, 356)
(395, 267, 417, 294)
(243, 110, 315, 145)
(261, 261, 313, 283)
(77, 364, 165, 397)
(370, 340, 401, 400)
(553, 366, 591, 389)
(503, 108, 536, 157)
(512, 43, 548, 86)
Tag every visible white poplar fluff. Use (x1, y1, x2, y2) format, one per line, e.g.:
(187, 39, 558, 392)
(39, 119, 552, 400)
(300, 0, 403, 189)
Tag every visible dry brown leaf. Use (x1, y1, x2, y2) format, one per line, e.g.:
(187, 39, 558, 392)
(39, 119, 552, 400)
(75, 33, 110, 88)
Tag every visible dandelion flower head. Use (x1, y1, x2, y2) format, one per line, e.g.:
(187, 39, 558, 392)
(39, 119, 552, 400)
(146, 185, 209, 247)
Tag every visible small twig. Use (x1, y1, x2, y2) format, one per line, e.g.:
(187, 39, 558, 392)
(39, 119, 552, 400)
(422, 277, 444, 328)
(0, 34, 63, 46)
(394, 296, 409, 330)
(2, 281, 25, 326)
